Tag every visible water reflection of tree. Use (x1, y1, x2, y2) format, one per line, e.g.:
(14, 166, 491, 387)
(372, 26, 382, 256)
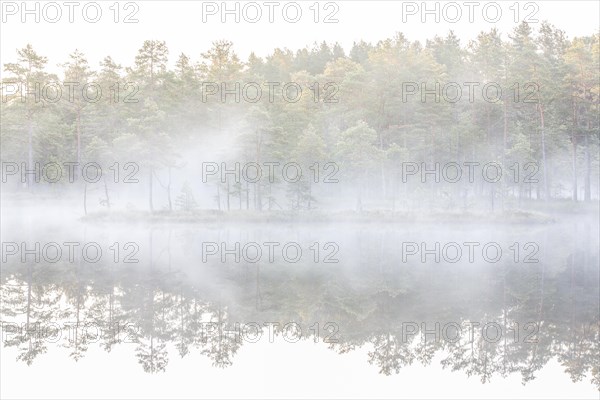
(0, 225, 597, 391)
(1, 262, 62, 365)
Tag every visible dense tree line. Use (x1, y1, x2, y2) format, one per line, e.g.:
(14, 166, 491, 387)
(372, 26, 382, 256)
(2, 22, 598, 212)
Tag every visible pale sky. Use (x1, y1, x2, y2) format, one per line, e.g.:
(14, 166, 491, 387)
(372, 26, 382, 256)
(1, 0, 599, 74)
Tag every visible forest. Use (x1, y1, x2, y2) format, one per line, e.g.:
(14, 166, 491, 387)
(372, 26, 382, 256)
(1, 21, 598, 216)
(1, 12, 600, 398)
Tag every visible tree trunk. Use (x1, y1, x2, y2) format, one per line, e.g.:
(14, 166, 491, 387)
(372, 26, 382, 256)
(571, 100, 578, 201)
(503, 98, 508, 166)
(256, 183, 262, 211)
(226, 180, 230, 211)
(104, 177, 111, 209)
(584, 122, 591, 201)
(148, 167, 155, 212)
(76, 110, 81, 166)
(167, 167, 172, 211)
(83, 183, 88, 215)
(245, 180, 249, 209)
(27, 120, 33, 189)
(539, 104, 550, 200)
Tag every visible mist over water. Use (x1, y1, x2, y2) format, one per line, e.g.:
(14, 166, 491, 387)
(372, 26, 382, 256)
(1, 1, 599, 399)
(2, 203, 598, 397)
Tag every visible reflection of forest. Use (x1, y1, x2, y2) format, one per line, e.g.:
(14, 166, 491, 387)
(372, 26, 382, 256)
(1, 222, 598, 390)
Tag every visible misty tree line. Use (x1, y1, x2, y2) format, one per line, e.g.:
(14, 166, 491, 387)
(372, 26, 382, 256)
(1, 21, 599, 212)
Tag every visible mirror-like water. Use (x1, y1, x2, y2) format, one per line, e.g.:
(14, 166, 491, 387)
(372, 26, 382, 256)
(2, 209, 598, 398)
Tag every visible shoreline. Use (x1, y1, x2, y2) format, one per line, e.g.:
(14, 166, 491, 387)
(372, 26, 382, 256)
(80, 209, 561, 225)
